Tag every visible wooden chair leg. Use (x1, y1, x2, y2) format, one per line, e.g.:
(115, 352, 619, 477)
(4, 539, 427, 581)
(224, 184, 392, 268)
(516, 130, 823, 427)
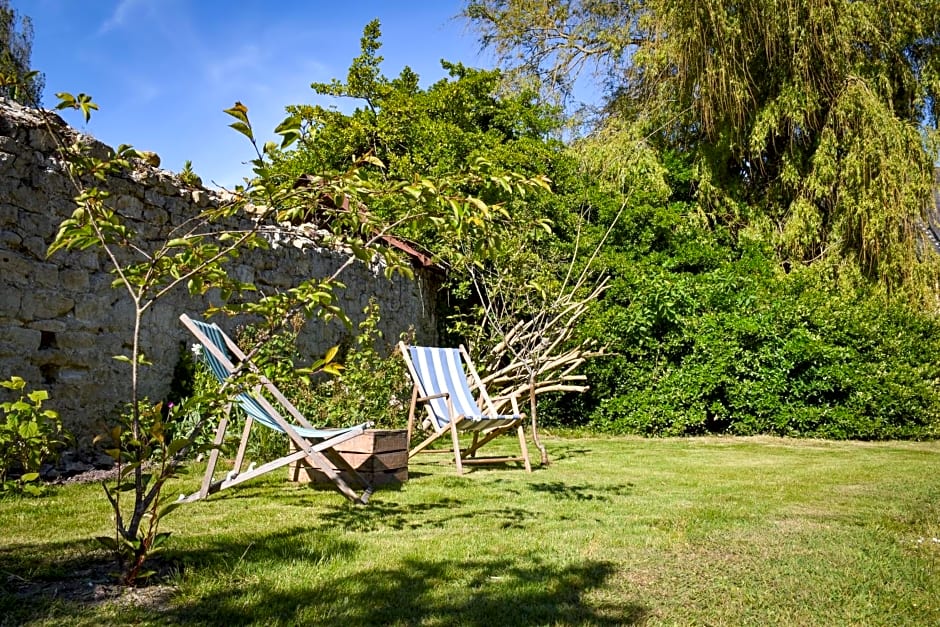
(517, 424, 532, 472)
(199, 405, 231, 499)
(231, 415, 253, 476)
(406, 385, 418, 452)
(469, 432, 479, 458)
(450, 421, 463, 475)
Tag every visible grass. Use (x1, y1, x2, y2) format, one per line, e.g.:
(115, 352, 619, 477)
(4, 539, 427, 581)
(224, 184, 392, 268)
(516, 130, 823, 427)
(1, 435, 939, 625)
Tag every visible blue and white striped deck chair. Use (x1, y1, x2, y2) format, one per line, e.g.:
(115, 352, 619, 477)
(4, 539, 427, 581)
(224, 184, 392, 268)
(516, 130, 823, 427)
(399, 342, 531, 474)
(180, 313, 374, 504)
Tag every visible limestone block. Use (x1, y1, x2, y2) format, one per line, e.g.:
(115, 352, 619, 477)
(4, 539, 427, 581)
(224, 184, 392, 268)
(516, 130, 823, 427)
(0, 203, 18, 226)
(142, 206, 169, 226)
(0, 325, 40, 354)
(191, 190, 208, 207)
(76, 250, 101, 271)
(22, 235, 50, 258)
(57, 367, 90, 384)
(56, 331, 97, 351)
(33, 349, 71, 367)
(231, 263, 255, 284)
(0, 136, 16, 152)
(0, 151, 16, 175)
(0, 358, 41, 385)
(114, 194, 144, 219)
(28, 128, 57, 152)
(163, 196, 191, 218)
(26, 319, 68, 333)
(59, 268, 90, 291)
(20, 209, 57, 236)
(144, 188, 167, 209)
(0, 249, 30, 283)
(0, 289, 21, 317)
(0, 231, 22, 250)
(20, 291, 75, 319)
(31, 262, 59, 287)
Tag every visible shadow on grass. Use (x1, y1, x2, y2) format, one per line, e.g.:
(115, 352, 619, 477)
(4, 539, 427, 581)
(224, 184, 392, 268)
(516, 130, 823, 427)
(167, 550, 645, 626)
(526, 481, 635, 502)
(0, 537, 137, 622)
(1, 526, 647, 625)
(310, 497, 536, 532)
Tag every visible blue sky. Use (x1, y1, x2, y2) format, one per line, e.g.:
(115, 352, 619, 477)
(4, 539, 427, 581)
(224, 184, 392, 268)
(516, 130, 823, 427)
(25, 1, 491, 188)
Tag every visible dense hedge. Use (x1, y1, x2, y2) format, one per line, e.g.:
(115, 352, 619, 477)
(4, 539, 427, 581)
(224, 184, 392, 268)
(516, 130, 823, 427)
(542, 203, 940, 440)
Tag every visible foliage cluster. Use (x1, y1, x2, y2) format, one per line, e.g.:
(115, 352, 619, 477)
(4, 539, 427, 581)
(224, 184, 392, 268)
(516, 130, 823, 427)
(0, 0, 43, 104)
(297, 300, 412, 431)
(465, 0, 940, 294)
(542, 197, 940, 438)
(0, 376, 68, 496)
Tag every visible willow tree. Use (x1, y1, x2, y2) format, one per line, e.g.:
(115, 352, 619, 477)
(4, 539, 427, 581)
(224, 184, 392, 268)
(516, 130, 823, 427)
(465, 0, 940, 292)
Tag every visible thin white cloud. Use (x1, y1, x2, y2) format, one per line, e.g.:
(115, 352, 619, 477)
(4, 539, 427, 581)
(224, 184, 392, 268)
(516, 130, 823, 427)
(99, 0, 149, 34)
(204, 45, 265, 86)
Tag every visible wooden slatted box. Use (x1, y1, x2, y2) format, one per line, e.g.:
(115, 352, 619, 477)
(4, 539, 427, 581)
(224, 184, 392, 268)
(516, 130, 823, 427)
(288, 429, 408, 487)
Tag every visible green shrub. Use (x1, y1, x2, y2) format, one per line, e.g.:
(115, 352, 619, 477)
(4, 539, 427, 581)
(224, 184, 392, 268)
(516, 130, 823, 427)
(0, 376, 69, 496)
(549, 242, 940, 439)
(304, 300, 412, 430)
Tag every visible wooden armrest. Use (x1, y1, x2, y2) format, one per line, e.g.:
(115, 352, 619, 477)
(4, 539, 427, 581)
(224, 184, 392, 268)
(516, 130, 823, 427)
(418, 392, 449, 403)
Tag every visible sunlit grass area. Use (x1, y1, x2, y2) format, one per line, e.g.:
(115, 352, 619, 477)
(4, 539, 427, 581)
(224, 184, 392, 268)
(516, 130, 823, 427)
(1, 435, 939, 625)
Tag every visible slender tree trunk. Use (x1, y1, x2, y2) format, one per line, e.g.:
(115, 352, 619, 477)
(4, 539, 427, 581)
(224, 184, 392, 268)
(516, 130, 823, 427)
(528, 371, 548, 465)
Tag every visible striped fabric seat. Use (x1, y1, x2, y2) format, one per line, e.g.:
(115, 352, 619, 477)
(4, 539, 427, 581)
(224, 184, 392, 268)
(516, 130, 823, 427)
(407, 346, 520, 431)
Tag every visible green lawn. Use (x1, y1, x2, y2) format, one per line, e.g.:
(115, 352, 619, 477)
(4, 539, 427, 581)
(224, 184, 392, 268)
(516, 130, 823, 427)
(1, 435, 938, 625)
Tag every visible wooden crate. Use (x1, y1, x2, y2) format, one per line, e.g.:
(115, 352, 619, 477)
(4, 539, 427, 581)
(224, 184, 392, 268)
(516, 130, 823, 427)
(288, 429, 408, 487)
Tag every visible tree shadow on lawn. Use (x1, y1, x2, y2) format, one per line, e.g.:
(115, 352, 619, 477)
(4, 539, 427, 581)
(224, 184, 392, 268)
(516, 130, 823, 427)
(525, 481, 634, 502)
(167, 547, 646, 626)
(1, 524, 648, 624)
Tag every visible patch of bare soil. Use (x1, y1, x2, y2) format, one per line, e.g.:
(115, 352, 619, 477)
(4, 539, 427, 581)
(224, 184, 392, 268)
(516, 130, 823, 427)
(7, 558, 180, 611)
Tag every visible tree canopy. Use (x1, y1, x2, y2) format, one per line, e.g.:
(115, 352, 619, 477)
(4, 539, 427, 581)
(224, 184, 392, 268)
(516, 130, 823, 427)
(465, 0, 940, 293)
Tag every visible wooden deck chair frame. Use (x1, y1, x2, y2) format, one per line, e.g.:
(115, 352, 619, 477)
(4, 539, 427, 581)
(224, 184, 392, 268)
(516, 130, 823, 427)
(180, 313, 374, 504)
(399, 342, 532, 474)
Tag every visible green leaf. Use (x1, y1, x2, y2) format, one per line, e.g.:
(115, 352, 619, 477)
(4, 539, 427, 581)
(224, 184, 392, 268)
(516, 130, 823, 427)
(1, 377, 25, 390)
(166, 439, 189, 458)
(229, 121, 253, 140)
(324, 345, 340, 363)
(27, 390, 49, 403)
(223, 101, 249, 124)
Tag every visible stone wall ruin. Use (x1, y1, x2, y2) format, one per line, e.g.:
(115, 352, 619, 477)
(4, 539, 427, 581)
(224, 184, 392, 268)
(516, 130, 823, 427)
(0, 98, 439, 447)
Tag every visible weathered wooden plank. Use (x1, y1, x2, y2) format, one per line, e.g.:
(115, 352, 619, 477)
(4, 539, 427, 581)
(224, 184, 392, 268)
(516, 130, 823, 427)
(333, 429, 408, 454)
(287, 429, 409, 487)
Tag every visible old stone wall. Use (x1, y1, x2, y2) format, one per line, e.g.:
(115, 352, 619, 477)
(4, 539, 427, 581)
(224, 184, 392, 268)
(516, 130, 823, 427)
(0, 98, 438, 447)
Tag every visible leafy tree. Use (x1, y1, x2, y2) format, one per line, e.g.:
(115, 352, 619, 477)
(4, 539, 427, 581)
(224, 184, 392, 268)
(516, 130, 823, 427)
(271, 21, 634, 461)
(465, 0, 940, 294)
(0, 0, 44, 105)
